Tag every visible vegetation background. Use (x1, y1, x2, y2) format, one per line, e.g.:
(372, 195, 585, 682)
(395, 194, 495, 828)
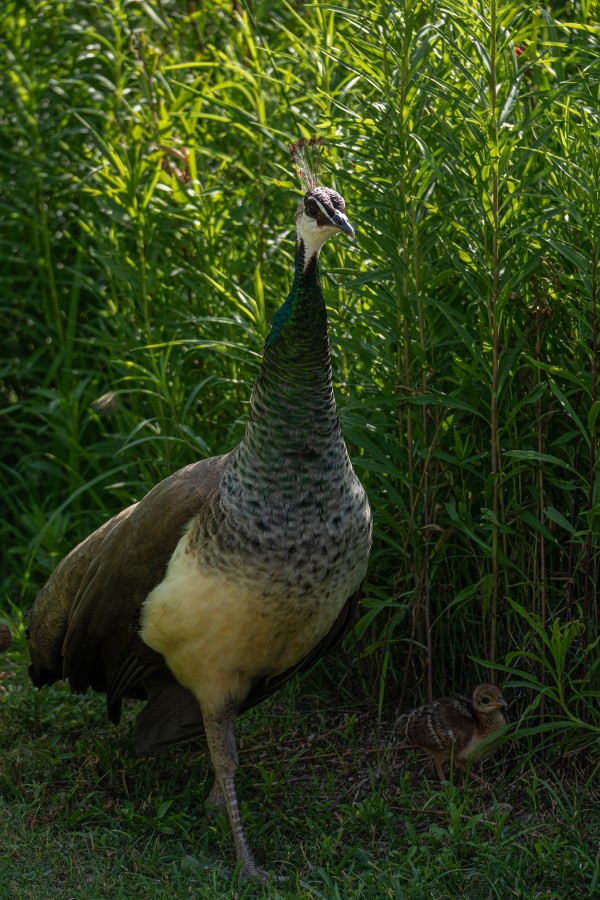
(1, 0, 599, 896)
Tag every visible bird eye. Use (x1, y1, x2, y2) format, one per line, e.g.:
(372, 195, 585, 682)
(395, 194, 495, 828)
(481, 696, 490, 704)
(305, 200, 319, 217)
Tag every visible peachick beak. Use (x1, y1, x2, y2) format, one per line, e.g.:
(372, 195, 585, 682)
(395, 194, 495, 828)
(496, 696, 507, 707)
(330, 210, 355, 239)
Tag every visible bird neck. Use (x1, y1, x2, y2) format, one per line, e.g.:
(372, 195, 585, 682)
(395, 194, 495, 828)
(479, 708, 506, 733)
(236, 236, 344, 467)
(265, 238, 325, 349)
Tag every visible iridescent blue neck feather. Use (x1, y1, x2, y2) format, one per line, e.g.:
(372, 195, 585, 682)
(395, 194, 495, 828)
(228, 236, 347, 478)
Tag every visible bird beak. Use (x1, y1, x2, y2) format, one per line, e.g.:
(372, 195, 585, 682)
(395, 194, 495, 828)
(330, 210, 355, 239)
(496, 696, 507, 708)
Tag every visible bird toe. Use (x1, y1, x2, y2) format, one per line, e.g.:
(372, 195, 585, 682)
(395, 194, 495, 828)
(239, 864, 285, 884)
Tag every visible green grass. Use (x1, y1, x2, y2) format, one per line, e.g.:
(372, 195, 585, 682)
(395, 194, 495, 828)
(1, 634, 599, 898)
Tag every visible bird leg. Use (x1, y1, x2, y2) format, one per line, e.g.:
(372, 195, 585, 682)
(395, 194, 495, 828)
(434, 759, 447, 783)
(203, 708, 267, 883)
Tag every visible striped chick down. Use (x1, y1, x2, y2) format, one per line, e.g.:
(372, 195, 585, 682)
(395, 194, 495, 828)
(396, 684, 507, 784)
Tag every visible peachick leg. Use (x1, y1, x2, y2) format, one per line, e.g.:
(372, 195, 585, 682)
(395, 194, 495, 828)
(203, 711, 267, 882)
(434, 759, 447, 783)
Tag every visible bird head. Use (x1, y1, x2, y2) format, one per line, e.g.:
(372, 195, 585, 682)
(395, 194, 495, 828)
(289, 137, 354, 265)
(296, 186, 354, 252)
(472, 683, 507, 713)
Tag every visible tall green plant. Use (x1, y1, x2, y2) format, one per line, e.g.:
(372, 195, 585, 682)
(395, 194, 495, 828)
(1, 0, 598, 748)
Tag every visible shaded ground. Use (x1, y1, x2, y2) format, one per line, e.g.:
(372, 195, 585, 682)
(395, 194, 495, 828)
(1, 639, 598, 899)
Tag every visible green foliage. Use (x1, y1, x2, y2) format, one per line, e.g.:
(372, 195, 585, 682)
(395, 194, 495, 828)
(328, 0, 600, 711)
(1, 0, 599, 763)
(481, 600, 600, 759)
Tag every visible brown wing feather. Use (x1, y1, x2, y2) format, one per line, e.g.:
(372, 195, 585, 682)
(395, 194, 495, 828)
(400, 695, 478, 758)
(29, 454, 230, 718)
(28, 505, 135, 683)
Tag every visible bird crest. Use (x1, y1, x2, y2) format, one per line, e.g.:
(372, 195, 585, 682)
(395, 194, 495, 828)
(289, 136, 323, 191)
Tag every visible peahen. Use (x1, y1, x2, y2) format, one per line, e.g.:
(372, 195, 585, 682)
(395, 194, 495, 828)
(28, 138, 372, 881)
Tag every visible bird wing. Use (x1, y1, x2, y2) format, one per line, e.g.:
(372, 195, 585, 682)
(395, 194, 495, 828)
(29, 453, 230, 721)
(403, 695, 477, 756)
(436, 696, 478, 752)
(28, 503, 136, 684)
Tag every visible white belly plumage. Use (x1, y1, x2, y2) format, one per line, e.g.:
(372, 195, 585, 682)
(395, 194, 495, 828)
(140, 529, 361, 717)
